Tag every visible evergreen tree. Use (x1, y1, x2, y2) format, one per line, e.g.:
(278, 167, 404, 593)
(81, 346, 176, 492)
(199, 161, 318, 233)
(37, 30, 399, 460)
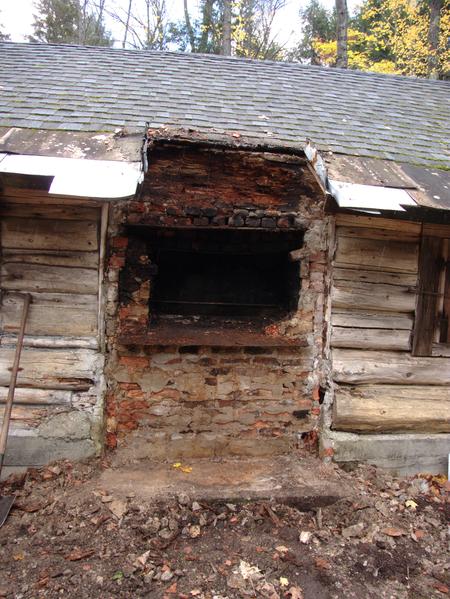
(291, 0, 336, 63)
(30, 0, 112, 46)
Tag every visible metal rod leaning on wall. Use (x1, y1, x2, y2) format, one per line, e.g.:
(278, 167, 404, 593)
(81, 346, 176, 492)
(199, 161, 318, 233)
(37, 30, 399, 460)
(0, 293, 32, 472)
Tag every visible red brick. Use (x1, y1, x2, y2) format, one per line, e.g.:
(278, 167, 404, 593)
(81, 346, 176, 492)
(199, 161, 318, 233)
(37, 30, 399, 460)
(105, 432, 117, 449)
(112, 236, 129, 249)
(109, 255, 125, 269)
(119, 356, 149, 369)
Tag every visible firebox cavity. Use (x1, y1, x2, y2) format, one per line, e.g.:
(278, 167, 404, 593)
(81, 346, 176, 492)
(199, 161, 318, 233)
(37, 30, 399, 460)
(129, 227, 303, 325)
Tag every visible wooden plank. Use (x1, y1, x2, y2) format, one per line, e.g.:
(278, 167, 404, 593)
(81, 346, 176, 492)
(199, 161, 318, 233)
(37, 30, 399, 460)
(1, 292, 98, 336)
(335, 214, 421, 236)
(333, 385, 450, 433)
(0, 347, 101, 390)
(333, 267, 417, 287)
(332, 310, 413, 330)
(0, 406, 47, 427)
(423, 223, 450, 239)
(331, 327, 411, 350)
(337, 225, 420, 243)
(1, 217, 98, 251)
(332, 281, 416, 313)
(335, 236, 419, 273)
(0, 202, 100, 221)
(1, 263, 98, 294)
(0, 387, 72, 406)
(442, 247, 450, 343)
(332, 349, 450, 385)
(432, 344, 450, 357)
(1, 335, 98, 349)
(1, 188, 102, 207)
(2, 249, 99, 269)
(412, 236, 443, 356)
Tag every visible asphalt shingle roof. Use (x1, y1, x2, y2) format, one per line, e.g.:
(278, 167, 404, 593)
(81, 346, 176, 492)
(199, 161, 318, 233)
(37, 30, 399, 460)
(0, 42, 449, 168)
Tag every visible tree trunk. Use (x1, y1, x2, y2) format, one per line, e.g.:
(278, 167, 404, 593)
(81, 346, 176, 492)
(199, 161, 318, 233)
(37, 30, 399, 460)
(222, 0, 232, 55)
(198, 0, 214, 53)
(183, 0, 196, 52)
(123, 0, 133, 48)
(428, 0, 442, 79)
(335, 0, 348, 68)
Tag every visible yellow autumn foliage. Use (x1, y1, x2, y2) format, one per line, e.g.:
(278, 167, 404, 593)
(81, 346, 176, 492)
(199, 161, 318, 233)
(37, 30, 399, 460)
(313, 0, 450, 77)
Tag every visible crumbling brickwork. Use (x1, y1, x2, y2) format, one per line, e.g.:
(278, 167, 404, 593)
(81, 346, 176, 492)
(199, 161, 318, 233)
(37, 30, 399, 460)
(104, 137, 328, 458)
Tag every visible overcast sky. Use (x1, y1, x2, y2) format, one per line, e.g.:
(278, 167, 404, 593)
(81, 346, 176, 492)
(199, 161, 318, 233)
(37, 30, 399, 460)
(1, 0, 360, 48)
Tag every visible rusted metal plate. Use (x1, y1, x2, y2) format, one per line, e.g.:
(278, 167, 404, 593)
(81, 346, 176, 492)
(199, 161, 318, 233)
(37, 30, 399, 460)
(119, 326, 309, 348)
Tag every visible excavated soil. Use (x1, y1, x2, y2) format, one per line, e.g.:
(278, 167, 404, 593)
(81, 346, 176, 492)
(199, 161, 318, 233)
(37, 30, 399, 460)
(0, 454, 448, 599)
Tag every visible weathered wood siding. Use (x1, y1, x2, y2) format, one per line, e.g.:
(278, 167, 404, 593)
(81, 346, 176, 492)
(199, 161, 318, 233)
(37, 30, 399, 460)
(0, 195, 103, 442)
(330, 215, 450, 434)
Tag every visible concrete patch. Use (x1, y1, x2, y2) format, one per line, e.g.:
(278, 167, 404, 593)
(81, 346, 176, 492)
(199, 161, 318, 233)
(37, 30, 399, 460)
(97, 454, 350, 509)
(326, 431, 450, 476)
(4, 435, 95, 467)
(38, 411, 91, 440)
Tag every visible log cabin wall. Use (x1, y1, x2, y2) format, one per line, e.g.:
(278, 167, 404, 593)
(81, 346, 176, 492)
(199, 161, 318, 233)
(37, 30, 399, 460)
(325, 214, 450, 474)
(103, 144, 329, 459)
(0, 189, 106, 469)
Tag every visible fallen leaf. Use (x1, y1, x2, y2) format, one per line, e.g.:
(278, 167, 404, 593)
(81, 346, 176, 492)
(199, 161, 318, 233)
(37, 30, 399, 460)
(299, 531, 312, 544)
(275, 545, 289, 554)
(287, 586, 304, 599)
(165, 582, 177, 594)
(382, 527, 406, 537)
(180, 466, 192, 473)
(107, 499, 127, 520)
(15, 501, 45, 513)
(189, 524, 201, 538)
(405, 499, 418, 510)
(13, 552, 25, 561)
(239, 560, 263, 581)
(434, 582, 449, 594)
(314, 557, 332, 570)
(279, 576, 289, 588)
(65, 549, 95, 561)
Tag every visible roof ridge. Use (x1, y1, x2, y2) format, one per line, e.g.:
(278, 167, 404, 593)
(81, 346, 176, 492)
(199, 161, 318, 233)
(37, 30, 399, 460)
(1, 41, 449, 86)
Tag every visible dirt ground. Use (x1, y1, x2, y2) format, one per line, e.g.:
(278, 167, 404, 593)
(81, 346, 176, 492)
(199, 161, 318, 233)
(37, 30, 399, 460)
(0, 454, 448, 599)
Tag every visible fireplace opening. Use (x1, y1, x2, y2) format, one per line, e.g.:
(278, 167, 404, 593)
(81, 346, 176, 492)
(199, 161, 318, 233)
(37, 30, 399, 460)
(141, 228, 303, 324)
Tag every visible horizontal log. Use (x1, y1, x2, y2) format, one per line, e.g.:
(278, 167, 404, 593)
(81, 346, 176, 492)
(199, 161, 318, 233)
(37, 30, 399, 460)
(337, 225, 420, 243)
(332, 349, 450, 385)
(1, 263, 98, 294)
(1, 292, 98, 336)
(333, 385, 450, 433)
(332, 281, 416, 313)
(1, 217, 98, 251)
(1, 335, 98, 349)
(331, 327, 411, 351)
(332, 310, 413, 330)
(335, 214, 421, 236)
(0, 387, 72, 406)
(423, 223, 450, 239)
(0, 347, 102, 390)
(0, 406, 46, 427)
(432, 343, 450, 357)
(333, 267, 417, 287)
(335, 236, 418, 273)
(1, 188, 102, 207)
(2, 249, 99, 269)
(0, 202, 100, 221)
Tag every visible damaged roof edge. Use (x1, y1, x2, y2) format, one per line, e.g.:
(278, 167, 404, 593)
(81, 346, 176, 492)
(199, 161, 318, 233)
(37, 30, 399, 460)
(0, 154, 143, 200)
